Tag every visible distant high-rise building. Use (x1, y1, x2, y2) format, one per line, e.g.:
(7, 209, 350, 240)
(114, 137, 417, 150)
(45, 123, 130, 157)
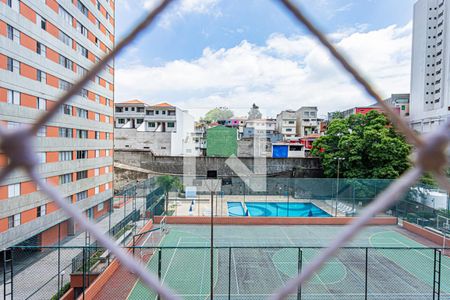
(0, 0, 115, 248)
(410, 0, 448, 133)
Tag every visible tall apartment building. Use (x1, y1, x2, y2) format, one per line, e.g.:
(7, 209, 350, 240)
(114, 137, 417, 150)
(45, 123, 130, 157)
(410, 0, 448, 132)
(114, 100, 198, 156)
(0, 0, 115, 248)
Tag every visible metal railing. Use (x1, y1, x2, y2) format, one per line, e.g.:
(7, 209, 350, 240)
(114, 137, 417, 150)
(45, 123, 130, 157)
(2, 245, 449, 300)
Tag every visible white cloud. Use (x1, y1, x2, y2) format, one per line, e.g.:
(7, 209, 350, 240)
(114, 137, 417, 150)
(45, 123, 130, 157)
(116, 23, 412, 119)
(143, 0, 220, 27)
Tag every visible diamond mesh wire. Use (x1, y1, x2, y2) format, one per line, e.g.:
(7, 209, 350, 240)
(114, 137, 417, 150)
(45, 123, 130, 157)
(0, 0, 449, 299)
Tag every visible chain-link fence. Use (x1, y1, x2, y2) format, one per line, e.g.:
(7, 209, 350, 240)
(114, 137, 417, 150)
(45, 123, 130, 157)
(2, 246, 449, 300)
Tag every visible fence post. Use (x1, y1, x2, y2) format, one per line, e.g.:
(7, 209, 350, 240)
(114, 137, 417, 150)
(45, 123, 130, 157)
(82, 247, 86, 300)
(132, 236, 136, 257)
(57, 223, 61, 299)
(365, 248, 368, 300)
(228, 247, 232, 300)
(297, 248, 302, 300)
(157, 248, 162, 300)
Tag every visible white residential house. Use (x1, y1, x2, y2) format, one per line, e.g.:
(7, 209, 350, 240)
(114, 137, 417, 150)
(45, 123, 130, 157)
(296, 106, 320, 137)
(115, 100, 199, 156)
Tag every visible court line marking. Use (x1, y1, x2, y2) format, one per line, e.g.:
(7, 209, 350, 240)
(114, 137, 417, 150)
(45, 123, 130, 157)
(232, 248, 240, 295)
(370, 230, 450, 271)
(126, 229, 167, 300)
(370, 230, 450, 292)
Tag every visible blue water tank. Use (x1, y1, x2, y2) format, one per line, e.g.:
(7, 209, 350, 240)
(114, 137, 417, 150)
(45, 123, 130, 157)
(272, 145, 288, 158)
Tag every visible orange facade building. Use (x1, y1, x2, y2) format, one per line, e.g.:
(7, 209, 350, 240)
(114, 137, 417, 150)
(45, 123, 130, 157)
(0, 0, 114, 248)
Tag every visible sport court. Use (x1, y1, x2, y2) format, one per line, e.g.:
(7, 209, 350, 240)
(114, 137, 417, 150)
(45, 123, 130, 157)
(127, 224, 450, 299)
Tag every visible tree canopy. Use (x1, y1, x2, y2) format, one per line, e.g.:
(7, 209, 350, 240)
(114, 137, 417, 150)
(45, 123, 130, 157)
(203, 107, 234, 122)
(311, 111, 411, 179)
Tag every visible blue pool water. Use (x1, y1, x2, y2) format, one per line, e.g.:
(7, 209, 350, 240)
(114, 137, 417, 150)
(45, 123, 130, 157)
(227, 202, 246, 216)
(227, 202, 331, 217)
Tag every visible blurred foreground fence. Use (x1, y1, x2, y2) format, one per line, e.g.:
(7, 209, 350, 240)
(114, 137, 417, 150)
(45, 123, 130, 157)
(1, 245, 449, 300)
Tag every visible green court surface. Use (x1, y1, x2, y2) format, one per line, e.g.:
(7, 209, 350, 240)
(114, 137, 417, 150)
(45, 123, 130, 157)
(127, 225, 450, 299)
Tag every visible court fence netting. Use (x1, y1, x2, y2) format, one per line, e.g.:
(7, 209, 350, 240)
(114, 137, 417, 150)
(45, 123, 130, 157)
(1, 245, 449, 300)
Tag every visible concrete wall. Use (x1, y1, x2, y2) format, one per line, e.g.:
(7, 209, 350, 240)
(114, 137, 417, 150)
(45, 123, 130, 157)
(114, 150, 323, 178)
(115, 129, 172, 155)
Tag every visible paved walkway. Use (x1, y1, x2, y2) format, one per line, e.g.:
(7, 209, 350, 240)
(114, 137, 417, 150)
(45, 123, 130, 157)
(0, 197, 146, 300)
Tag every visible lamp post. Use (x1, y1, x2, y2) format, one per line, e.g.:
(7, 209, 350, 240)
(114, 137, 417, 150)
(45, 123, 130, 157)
(334, 157, 345, 217)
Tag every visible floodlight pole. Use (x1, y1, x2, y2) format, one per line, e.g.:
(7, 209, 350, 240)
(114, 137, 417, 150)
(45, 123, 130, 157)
(334, 157, 344, 217)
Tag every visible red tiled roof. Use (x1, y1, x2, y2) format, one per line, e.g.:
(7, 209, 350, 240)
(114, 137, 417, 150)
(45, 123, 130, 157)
(120, 99, 146, 104)
(151, 102, 174, 107)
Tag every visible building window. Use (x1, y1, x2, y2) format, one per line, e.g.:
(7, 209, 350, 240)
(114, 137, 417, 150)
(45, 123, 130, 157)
(37, 14, 46, 30)
(37, 70, 46, 83)
(76, 190, 88, 202)
(118, 118, 125, 124)
(95, 186, 99, 194)
(146, 110, 154, 115)
(61, 104, 73, 115)
(95, 131, 100, 139)
(37, 42, 46, 56)
(95, 113, 100, 121)
(95, 150, 100, 158)
(95, 168, 99, 176)
(105, 183, 109, 190)
(59, 5, 73, 25)
(116, 107, 123, 113)
(78, 43, 88, 58)
(167, 122, 175, 128)
(59, 55, 73, 71)
(7, 57, 20, 73)
(37, 126, 46, 137)
(98, 202, 104, 210)
(7, 90, 20, 105)
(76, 129, 88, 139)
(148, 122, 156, 128)
(37, 98, 46, 110)
(59, 127, 73, 138)
(105, 150, 110, 156)
(79, 89, 88, 98)
(105, 166, 109, 173)
(7, 25, 20, 44)
(7, 0, 19, 12)
(8, 214, 21, 228)
(59, 31, 72, 47)
(37, 152, 46, 164)
(77, 170, 88, 180)
(8, 183, 20, 198)
(76, 150, 87, 159)
(78, 0, 89, 16)
(77, 108, 88, 118)
(37, 205, 46, 217)
(59, 80, 72, 91)
(59, 151, 73, 161)
(95, 94, 100, 103)
(59, 173, 73, 184)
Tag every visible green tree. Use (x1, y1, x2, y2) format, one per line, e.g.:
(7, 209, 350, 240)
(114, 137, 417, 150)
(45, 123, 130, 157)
(311, 111, 411, 179)
(156, 175, 183, 213)
(203, 107, 234, 123)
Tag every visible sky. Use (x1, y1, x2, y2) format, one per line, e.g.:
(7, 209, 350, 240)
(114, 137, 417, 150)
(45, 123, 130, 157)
(114, 0, 417, 119)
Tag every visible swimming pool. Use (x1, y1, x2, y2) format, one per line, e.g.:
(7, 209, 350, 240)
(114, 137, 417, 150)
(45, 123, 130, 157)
(227, 202, 331, 217)
(227, 202, 246, 216)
